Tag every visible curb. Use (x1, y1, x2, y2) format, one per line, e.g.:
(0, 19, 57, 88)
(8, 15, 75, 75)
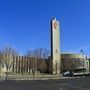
(1, 76, 82, 81)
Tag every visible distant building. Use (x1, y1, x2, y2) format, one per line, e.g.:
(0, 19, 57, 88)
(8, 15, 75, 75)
(61, 54, 89, 74)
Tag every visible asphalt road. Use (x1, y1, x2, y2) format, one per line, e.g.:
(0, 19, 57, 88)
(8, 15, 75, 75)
(0, 77, 90, 90)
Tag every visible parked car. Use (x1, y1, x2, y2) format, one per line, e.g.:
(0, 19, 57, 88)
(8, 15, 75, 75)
(63, 70, 73, 77)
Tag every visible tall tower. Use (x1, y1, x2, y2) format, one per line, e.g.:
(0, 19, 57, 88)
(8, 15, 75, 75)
(51, 18, 60, 74)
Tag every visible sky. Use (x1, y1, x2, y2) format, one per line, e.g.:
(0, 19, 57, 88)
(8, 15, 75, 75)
(0, 0, 90, 56)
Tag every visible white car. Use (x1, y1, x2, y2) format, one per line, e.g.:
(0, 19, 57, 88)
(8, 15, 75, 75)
(63, 71, 73, 77)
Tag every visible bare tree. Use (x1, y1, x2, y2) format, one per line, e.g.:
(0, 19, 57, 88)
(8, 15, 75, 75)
(27, 48, 49, 59)
(0, 46, 18, 80)
(26, 48, 49, 76)
(39, 59, 47, 75)
(34, 48, 49, 59)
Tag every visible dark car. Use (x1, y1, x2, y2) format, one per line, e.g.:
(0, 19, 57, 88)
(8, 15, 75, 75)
(63, 70, 73, 77)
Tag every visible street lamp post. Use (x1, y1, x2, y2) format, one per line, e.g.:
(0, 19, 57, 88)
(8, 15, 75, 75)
(81, 50, 84, 76)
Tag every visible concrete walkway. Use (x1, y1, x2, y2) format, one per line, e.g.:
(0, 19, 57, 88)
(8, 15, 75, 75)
(0, 74, 81, 80)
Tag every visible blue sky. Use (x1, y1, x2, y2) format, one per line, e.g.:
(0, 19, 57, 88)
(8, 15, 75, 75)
(0, 0, 90, 56)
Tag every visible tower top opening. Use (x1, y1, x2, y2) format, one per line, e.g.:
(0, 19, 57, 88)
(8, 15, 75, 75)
(52, 17, 56, 20)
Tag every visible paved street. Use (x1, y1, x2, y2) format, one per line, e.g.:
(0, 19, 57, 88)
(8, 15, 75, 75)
(0, 77, 90, 90)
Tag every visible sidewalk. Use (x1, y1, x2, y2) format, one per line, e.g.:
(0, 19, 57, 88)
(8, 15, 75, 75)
(0, 74, 81, 80)
(8, 74, 60, 80)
